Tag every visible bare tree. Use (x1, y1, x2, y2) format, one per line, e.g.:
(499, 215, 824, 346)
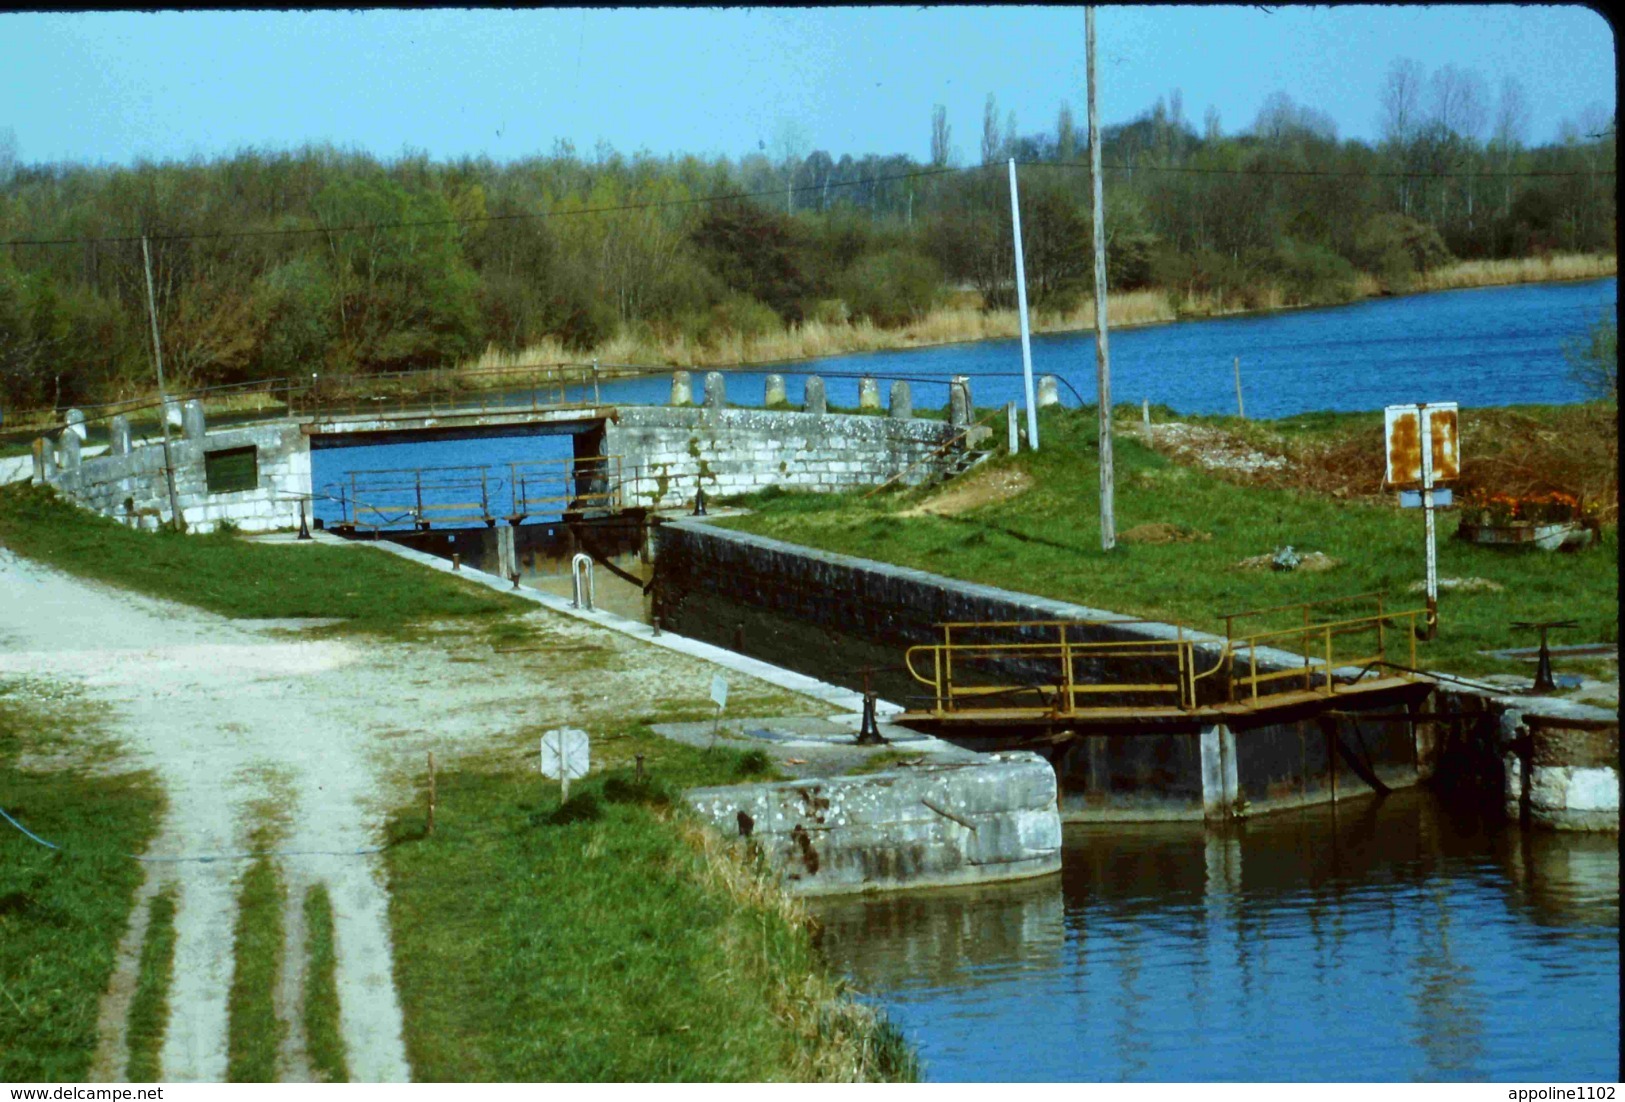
(1204, 105, 1222, 142)
(1492, 76, 1531, 217)
(930, 104, 952, 167)
(1379, 58, 1426, 214)
(0, 127, 16, 187)
(1429, 64, 1488, 142)
(1057, 102, 1076, 161)
(981, 94, 1001, 164)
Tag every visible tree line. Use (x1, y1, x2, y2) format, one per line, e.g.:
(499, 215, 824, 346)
(0, 58, 1614, 411)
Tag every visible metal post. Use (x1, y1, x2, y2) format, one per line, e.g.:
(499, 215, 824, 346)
(140, 236, 185, 530)
(1420, 404, 1438, 640)
(1007, 158, 1040, 451)
(1234, 356, 1246, 419)
(1086, 7, 1115, 550)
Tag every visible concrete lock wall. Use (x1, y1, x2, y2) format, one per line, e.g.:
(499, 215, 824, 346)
(39, 419, 312, 534)
(654, 521, 1428, 822)
(685, 753, 1062, 895)
(604, 406, 959, 509)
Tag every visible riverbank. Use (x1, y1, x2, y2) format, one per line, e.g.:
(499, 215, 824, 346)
(465, 252, 1616, 374)
(719, 403, 1619, 682)
(0, 485, 916, 1081)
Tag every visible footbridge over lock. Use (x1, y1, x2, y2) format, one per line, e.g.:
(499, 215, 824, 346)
(24, 364, 983, 536)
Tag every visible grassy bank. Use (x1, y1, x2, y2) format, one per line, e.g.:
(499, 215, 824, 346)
(0, 482, 522, 634)
(384, 724, 916, 1082)
(719, 404, 1617, 678)
(124, 890, 178, 1082)
(466, 252, 1616, 374)
(0, 679, 164, 1082)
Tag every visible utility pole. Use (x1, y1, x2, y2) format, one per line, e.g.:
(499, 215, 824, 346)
(1008, 158, 1039, 450)
(140, 235, 184, 531)
(1087, 6, 1115, 550)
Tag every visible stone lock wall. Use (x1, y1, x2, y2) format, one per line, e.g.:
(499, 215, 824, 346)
(605, 406, 961, 509)
(36, 406, 312, 534)
(685, 753, 1063, 895)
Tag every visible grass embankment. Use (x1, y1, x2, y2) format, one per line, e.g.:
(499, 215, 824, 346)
(124, 890, 178, 1082)
(0, 680, 164, 1082)
(301, 884, 350, 1083)
(721, 404, 1618, 679)
(385, 724, 917, 1082)
(0, 481, 522, 635)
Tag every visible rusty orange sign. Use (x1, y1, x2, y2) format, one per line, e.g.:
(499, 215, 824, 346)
(1384, 403, 1459, 488)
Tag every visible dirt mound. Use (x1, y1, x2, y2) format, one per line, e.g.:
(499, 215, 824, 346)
(900, 466, 1032, 517)
(1235, 550, 1341, 572)
(1119, 522, 1212, 544)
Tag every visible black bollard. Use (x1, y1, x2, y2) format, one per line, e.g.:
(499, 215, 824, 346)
(693, 482, 708, 516)
(297, 499, 312, 541)
(855, 690, 886, 745)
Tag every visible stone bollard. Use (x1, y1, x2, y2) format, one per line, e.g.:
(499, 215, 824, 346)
(1007, 401, 1020, 454)
(803, 375, 827, 415)
(32, 438, 55, 482)
(57, 430, 81, 472)
(65, 408, 87, 442)
(703, 371, 726, 409)
(669, 369, 693, 406)
(164, 398, 183, 429)
(1037, 375, 1061, 408)
(888, 380, 913, 420)
(949, 375, 973, 426)
(182, 400, 206, 441)
(858, 376, 881, 411)
(764, 374, 787, 407)
(109, 414, 132, 457)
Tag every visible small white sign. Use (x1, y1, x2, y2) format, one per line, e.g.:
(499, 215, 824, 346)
(710, 674, 728, 710)
(540, 728, 590, 782)
(1399, 488, 1453, 509)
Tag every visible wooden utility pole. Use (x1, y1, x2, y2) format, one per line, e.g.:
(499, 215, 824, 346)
(140, 235, 184, 530)
(1087, 7, 1115, 550)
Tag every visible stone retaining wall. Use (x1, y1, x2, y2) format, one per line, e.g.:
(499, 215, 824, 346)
(606, 406, 962, 509)
(685, 752, 1062, 895)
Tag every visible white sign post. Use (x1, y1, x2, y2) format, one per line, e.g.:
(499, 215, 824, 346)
(540, 727, 590, 802)
(708, 674, 728, 748)
(1384, 402, 1460, 641)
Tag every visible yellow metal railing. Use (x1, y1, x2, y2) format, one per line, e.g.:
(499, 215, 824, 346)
(902, 604, 1426, 716)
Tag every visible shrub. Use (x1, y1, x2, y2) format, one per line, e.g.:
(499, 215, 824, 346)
(837, 250, 942, 328)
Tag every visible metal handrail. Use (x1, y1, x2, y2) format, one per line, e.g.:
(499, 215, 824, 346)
(903, 607, 1428, 715)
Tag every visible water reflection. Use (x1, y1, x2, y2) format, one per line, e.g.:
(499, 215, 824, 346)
(810, 789, 1618, 1081)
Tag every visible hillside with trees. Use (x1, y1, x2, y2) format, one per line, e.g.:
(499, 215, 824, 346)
(0, 61, 1614, 412)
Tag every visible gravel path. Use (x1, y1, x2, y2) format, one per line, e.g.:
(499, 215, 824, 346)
(0, 542, 829, 1081)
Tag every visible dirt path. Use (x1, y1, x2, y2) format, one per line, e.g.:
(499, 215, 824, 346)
(0, 552, 409, 1081)
(0, 543, 828, 1081)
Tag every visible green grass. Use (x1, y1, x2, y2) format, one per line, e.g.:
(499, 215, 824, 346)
(301, 884, 350, 1083)
(721, 405, 1618, 677)
(225, 847, 286, 1082)
(384, 725, 914, 1082)
(124, 889, 178, 1082)
(0, 679, 164, 1082)
(0, 481, 523, 633)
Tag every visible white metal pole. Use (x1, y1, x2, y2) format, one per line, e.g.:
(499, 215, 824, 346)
(1007, 158, 1039, 450)
(1087, 7, 1115, 550)
(1420, 404, 1438, 639)
(140, 235, 185, 530)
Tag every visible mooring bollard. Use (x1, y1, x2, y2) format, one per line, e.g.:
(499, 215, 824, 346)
(451, 552, 460, 571)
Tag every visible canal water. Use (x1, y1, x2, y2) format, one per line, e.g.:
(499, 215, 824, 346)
(810, 788, 1619, 1082)
(309, 277, 1615, 526)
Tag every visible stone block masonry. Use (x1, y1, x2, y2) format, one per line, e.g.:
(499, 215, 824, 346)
(37, 415, 311, 535)
(685, 752, 1062, 895)
(606, 406, 958, 510)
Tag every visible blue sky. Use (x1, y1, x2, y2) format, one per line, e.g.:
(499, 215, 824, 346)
(0, 6, 1614, 167)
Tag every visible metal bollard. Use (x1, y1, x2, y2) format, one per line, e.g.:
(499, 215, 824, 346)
(451, 552, 461, 571)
